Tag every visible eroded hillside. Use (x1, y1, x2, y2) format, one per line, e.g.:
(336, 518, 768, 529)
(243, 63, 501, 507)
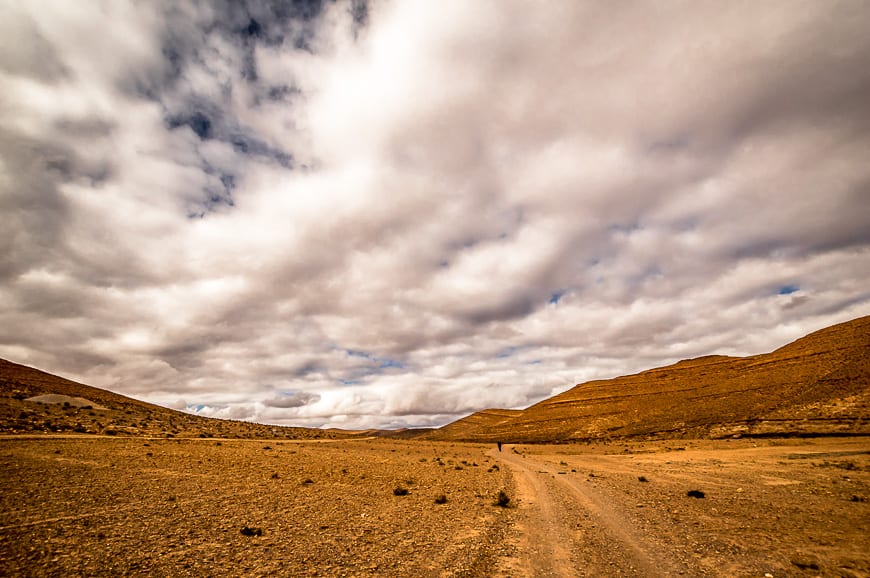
(426, 316, 870, 442)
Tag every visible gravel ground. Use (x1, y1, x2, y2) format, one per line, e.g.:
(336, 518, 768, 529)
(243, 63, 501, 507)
(3, 436, 867, 577)
(0, 437, 514, 577)
(508, 438, 870, 577)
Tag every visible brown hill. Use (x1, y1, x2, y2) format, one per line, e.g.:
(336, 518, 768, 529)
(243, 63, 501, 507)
(430, 409, 523, 440)
(425, 316, 870, 442)
(0, 359, 347, 439)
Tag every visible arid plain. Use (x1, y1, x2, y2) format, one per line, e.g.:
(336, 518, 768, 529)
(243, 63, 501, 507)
(1, 436, 868, 577)
(1, 317, 869, 576)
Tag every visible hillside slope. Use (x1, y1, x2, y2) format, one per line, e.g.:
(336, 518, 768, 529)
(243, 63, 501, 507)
(426, 316, 870, 442)
(0, 359, 345, 439)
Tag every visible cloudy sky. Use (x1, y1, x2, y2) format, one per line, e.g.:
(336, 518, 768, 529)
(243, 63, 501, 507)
(2, 1, 869, 430)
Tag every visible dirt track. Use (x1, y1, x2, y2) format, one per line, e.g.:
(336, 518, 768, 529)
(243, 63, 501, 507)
(492, 439, 869, 577)
(1, 436, 868, 576)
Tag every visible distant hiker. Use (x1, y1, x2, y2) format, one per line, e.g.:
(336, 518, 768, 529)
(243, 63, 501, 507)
(497, 441, 502, 452)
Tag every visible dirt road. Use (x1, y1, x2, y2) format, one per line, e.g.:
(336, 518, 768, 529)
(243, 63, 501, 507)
(494, 447, 683, 577)
(1, 436, 867, 576)
(492, 439, 869, 577)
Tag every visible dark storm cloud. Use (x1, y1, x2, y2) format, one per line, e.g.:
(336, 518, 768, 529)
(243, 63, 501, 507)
(1, 0, 869, 429)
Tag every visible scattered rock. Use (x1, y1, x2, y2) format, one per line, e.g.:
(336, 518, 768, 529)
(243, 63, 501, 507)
(638, 476, 649, 482)
(240, 526, 263, 537)
(687, 490, 705, 499)
(791, 557, 820, 571)
(393, 487, 409, 496)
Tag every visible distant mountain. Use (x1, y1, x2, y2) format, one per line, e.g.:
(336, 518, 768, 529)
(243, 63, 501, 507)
(0, 359, 347, 439)
(425, 316, 870, 442)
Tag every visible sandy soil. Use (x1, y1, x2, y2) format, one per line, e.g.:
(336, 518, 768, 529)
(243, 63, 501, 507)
(1, 437, 868, 577)
(496, 438, 869, 577)
(0, 437, 514, 577)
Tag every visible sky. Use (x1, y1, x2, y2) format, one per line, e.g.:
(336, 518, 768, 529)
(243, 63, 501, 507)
(1, 0, 869, 430)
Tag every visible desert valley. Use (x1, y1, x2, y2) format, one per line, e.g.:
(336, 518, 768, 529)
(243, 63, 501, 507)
(1, 316, 868, 577)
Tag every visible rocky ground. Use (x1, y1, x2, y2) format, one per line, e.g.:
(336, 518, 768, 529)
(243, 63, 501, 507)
(0, 437, 514, 577)
(499, 438, 869, 577)
(1, 436, 867, 577)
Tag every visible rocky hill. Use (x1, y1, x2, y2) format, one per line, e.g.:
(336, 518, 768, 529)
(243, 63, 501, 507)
(424, 316, 870, 442)
(0, 359, 348, 439)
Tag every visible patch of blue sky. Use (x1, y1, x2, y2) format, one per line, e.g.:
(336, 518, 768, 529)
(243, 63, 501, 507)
(378, 359, 406, 370)
(549, 289, 567, 305)
(345, 349, 372, 359)
(344, 348, 405, 370)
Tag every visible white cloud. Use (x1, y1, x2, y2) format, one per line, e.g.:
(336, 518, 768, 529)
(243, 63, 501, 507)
(1, 1, 869, 430)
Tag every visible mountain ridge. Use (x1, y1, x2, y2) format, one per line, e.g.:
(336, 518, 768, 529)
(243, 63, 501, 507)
(423, 316, 870, 442)
(2, 316, 868, 441)
(0, 358, 348, 439)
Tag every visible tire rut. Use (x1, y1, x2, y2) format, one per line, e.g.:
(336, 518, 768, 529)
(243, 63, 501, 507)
(495, 448, 684, 577)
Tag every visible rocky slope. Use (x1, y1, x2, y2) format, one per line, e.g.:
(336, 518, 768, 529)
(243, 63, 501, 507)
(0, 359, 346, 439)
(425, 316, 870, 442)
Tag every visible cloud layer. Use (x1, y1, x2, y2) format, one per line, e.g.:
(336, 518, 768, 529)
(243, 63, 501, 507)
(2, 0, 869, 429)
